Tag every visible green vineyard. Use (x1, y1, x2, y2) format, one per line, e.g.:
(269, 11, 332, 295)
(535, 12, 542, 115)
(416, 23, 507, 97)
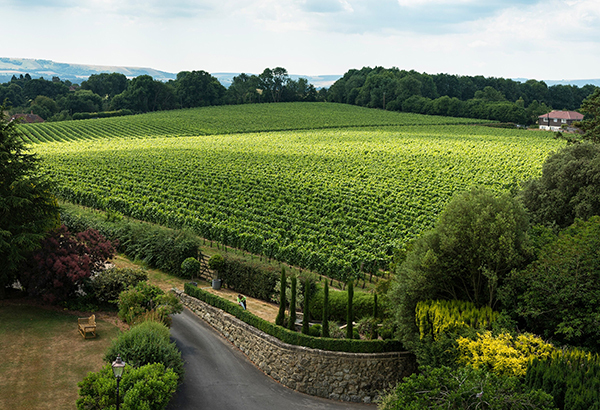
(17, 102, 486, 144)
(28, 103, 564, 281)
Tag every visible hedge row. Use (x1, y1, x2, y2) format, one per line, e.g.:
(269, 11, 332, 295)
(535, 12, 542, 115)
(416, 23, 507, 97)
(60, 204, 200, 277)
(184, 283, 404, 353)
(218, 257, 279, 302)
(72, 109, 134, 120)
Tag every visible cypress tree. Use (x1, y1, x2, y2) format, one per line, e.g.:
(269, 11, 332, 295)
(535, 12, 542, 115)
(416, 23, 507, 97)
(322, 280, 330, 337)
(302, 277, 310, 335)
(288, 275, 297, 331)
(346, 280, 354, 339)
(275, 267, 286, 326)
(372, 293, 378, 340)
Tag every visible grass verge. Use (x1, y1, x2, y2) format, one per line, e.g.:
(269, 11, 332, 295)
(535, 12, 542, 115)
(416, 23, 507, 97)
(0, 303, 120, 410)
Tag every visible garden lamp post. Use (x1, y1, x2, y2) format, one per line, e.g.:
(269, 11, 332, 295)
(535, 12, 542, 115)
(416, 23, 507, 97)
(112, 355, 126, 410)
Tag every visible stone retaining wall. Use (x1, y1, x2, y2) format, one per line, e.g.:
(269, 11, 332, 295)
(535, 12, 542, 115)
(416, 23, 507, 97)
(174, 289, 416, 403)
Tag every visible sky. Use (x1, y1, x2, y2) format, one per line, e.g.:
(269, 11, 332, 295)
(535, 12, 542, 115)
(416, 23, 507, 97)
(2, 0, 600, 80)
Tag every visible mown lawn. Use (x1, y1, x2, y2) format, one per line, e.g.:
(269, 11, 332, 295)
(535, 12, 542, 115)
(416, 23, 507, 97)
(0, 303, 120, 410)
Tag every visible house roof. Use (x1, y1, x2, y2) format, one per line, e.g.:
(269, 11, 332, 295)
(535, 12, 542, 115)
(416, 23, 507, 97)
(538, 110, 584, 120)
(10, 113, 45, 123)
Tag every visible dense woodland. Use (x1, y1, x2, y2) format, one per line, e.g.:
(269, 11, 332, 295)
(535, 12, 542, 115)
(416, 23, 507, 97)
(1, 66, 598, 125)
(327, 67, 598, 125)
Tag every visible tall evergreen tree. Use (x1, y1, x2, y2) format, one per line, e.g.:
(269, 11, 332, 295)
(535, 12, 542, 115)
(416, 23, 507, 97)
(0, 106, 59, 298)
(372, 293, 379, 340)
(302, 277, 310, 335)
(322, 280, 330, 337)
(275, 267, 286, 326)
(288, 275, 297, 331)
(346, 280, 354, 339)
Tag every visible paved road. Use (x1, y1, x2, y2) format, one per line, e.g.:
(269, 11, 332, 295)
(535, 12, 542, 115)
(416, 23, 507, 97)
(167, 308, 374, 410)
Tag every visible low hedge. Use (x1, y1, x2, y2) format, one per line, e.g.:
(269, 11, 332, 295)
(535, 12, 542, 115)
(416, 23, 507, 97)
(184, 283, 404, 354)
(218, 257, 278, 302)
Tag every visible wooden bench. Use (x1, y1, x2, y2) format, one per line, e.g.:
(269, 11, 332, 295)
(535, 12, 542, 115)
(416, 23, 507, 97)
(78, 314, 97, 339)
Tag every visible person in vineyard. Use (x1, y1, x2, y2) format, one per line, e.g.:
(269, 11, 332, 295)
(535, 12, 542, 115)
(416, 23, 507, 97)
(237, 294, 247, 310)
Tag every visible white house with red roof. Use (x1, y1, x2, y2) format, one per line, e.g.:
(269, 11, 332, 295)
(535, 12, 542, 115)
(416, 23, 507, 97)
(538, 110, 583, 131)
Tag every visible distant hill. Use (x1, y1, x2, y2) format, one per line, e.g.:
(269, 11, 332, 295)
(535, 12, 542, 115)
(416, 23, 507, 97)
(0, 58, 341, 89)
(2, 58, 599, 90)
(0, 57, 177, 84)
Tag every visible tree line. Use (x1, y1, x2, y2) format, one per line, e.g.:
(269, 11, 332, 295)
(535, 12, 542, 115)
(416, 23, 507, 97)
(325, 66, 599, 125)
(0, 68, 324, 121)
(2, 65, 598, 125)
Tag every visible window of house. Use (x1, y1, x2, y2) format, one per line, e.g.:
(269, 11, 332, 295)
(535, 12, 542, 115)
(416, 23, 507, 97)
(561, 119, 567, 123)
(553, 119, 558, 122)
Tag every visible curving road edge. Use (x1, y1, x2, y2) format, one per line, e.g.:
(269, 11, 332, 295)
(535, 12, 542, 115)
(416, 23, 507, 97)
(167, 308, 375, 410)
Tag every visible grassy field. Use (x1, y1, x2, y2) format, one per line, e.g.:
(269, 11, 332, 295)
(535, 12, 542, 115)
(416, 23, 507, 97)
(0, 303, 120, 410)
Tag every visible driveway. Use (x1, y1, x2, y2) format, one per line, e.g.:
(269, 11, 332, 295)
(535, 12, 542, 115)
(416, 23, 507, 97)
(167, 308, 375, 410)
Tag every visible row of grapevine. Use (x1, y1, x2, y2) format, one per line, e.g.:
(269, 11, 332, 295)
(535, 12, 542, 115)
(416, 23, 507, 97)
(35, 125, 563, 281)
(17, 102, 489, 144)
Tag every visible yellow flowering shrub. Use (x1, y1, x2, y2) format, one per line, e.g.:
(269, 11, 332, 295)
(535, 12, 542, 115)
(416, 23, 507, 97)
(457, 331, 555, 377)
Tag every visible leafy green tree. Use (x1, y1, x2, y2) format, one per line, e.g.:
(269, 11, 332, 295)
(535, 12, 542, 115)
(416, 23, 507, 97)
(111, 75, 176, 113)
(389, 187, 531, 346)
(501, 216, 600, 351)
(575, 88, 600, 143)
(0, 107, 59, 298)
(226, 73, 262, 104)
(258, 67, 289, 103)
(30, 95, 59, 119)
(57, 89, 103, 113)
(520, 142, 600, 229)
(174, 70, 226, 108)
(81, 72, 128, 99)
(180, 257, 201, 279)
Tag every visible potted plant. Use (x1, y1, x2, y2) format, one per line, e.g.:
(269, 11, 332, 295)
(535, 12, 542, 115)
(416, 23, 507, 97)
(208, 254, 225, 290)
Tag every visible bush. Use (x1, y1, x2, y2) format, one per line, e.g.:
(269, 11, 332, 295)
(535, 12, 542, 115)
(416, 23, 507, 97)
(327, 322, 345, 339)
(19, 225, 115, 304)
(77, 362, 177, 410)
(356, 316, 377, 340)
(457, 331, 555, 377)
(415, 299, 499, 340)
(180, 257, 201, 279)
(59, 205, 200, 277)
(378, 365, 557, 410)
(185, 283, 403, 353)
(309, 324, 321, 337)
(526, 350, 600, 410)
(91, 267, 148, 305)
(104, 320, 184, 381)
(118, 281, 183, 326)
